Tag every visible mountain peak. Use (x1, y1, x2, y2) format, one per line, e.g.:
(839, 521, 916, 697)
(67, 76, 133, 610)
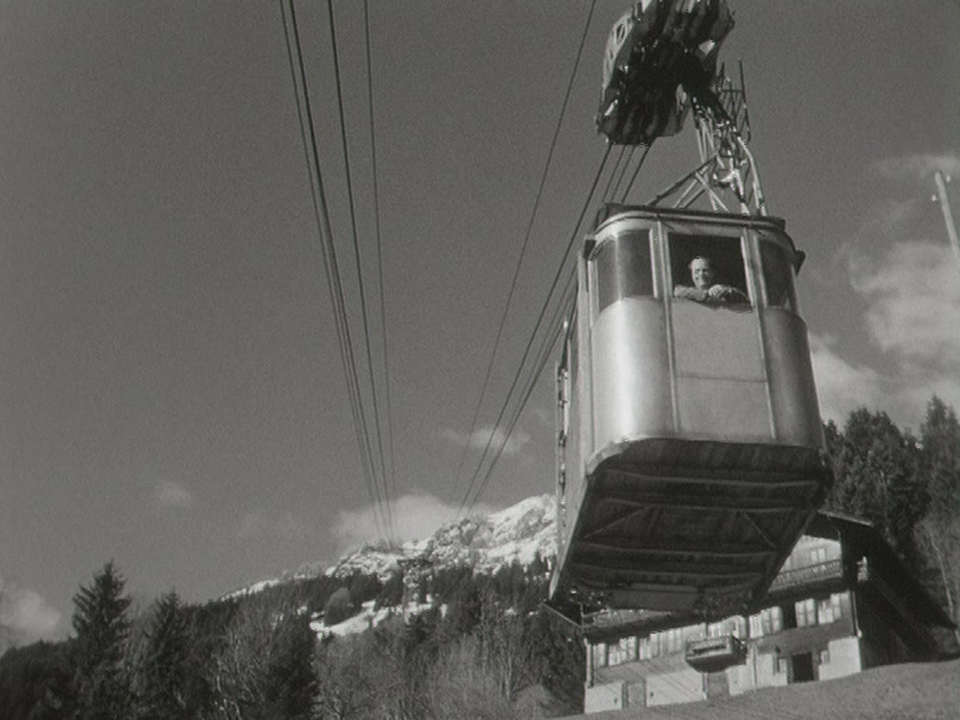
(324, 494, 557, 581)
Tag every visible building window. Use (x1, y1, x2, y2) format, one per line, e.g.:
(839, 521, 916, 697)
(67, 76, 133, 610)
(818, 593, 844, 624)
(771, 606, 784, 633)
(592, 643, 608, 668)
(639, 634, 660, 660)
(607, 636, 637, 666)
(810, 546, 828, 565)
(749, 606, 784, 638)
(710, 615, 746, 638)
(796, 598, 817, 628)
(653, 627, 691, 655)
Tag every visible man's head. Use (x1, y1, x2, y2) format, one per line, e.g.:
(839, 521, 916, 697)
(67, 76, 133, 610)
(689, 256, 715, 290)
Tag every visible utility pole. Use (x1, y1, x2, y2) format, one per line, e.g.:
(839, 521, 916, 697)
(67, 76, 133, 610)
(933, 170, 960, 262)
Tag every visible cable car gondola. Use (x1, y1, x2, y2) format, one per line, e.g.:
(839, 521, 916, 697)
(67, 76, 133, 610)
(549, 204, 831, 618)
(549, 1, 832, 621)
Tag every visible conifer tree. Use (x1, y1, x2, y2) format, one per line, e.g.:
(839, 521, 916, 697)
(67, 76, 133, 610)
(323, 587, 355, 626)
(71, 561, 132, 720)
(263, 613, 317, 720)
(824, 408, 927, 561)
(137, 591, 190, 720)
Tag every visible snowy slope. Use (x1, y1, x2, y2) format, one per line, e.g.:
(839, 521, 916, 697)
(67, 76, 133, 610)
(306, 494, 557, 636)
(225, 494, 557, 601)
(324, 494, 556, 581)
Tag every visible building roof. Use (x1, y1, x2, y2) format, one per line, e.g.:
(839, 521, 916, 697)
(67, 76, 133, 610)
(807, 512, 954, 629)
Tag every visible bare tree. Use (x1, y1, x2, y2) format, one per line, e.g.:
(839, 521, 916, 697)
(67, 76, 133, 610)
(423, 634, 517, 720)
(208, 592, 316, 720)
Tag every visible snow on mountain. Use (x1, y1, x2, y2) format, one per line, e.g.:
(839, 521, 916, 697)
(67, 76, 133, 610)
(223, 494, 557, 603)
(307, 495, 556, 637)
(324, 493, 557, 581)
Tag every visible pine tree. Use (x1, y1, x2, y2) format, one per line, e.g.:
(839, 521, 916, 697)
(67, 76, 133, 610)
(264, 613, 317, 720)
(71, 561, 132, 720)
(0, 640, 75, 719)
(323, 587, 355, 626)
(824, 408, 927, 562)
(136, 591, 190, 720)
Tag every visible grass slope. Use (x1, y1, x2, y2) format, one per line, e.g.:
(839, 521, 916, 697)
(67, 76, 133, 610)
(570, 659, 959, 720)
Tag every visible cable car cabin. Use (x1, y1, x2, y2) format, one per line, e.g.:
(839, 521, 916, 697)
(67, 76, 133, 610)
(549, 204, 832, 620)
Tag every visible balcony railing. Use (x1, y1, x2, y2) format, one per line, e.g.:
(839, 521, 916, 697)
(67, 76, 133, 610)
(768, 559, 843, 592)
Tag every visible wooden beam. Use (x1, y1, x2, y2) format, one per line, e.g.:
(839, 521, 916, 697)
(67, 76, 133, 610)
(571, 561, 763, 581)
(578, 538, 775, 558)
(598, 493, 807, 515)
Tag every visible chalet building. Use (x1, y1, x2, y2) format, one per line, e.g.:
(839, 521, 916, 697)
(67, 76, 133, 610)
(581, 512, 954, 713)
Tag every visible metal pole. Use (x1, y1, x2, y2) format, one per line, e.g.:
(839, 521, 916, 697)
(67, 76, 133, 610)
(933, 170, 960, 261)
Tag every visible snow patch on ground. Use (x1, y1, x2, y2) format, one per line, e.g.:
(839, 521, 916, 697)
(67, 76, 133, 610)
(311, 599, 441, 639)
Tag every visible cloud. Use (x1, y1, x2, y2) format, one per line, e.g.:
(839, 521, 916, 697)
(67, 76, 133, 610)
(872, 151, 960, 183)
(809, 335, 884, 424)
(438, 424, 532, 458)
(152, 479, 194, 509)
(858, 199, 918, 239)
(813, 240, 960, 428)
(0, 584, 62, 645)
(331, 491, 496, 554)
(850, 241, 960, 365)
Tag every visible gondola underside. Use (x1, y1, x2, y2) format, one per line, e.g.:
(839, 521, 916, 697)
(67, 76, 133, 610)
(552, 438, 831, 618)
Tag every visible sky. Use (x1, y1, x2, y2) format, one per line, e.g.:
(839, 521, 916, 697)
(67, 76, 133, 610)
(0, 0, 957, 644)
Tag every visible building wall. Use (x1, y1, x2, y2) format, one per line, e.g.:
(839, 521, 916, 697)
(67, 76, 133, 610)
(585, 681, 625, 713)
(646, 668, 703, 706)
(818, 637, 863, 681)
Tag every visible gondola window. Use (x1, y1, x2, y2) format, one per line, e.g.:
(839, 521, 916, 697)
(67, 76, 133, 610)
(593, 230, 654, 314)
(760, 239, 799, 312)
(669, 232, 751, 306)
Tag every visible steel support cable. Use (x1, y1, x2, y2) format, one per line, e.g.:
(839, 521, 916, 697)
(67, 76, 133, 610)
(601, 144, 628, 202)
(362, 0, 398, 545)
(479, 260, 576, 490)
(459, 143, 612, 516)
(280, 0, 387, 541)
(451, 0, 599, 497)
(466, 266, 577, 507)
(610, 144, 637, 200)
(284, 2, 386, 541)
(326, 0, 394, 540)
(619, 142, 654, 202)
(467, 273, 574, 512)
